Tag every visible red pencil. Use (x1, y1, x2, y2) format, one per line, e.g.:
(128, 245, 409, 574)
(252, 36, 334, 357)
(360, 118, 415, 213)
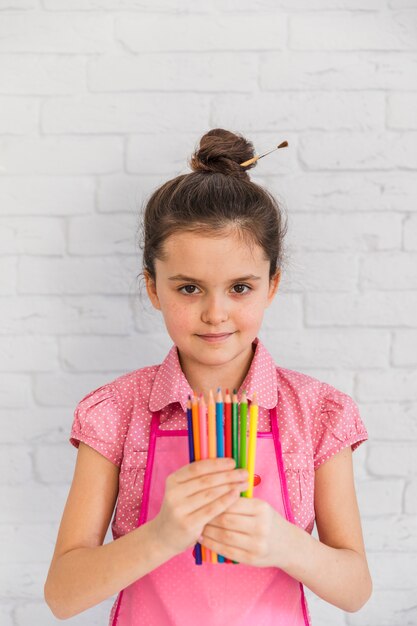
(224, 389, 232, 458)
(224, 389, 233, 564)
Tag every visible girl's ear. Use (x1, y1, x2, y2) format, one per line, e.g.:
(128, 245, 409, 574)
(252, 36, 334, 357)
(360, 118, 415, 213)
(144, 270, 161, 310)
(267, 270, 281, 306)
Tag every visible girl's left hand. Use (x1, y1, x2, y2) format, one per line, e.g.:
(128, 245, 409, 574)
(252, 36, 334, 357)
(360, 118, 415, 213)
(199, 497, 294, 568)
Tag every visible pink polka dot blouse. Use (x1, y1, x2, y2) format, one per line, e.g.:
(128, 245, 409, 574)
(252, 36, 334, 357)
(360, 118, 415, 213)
(69, 337, 369, 538)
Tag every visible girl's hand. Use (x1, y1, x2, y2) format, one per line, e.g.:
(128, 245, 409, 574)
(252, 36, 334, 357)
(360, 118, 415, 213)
(199, 497, 294, 569)
(149, 458, 249, 557)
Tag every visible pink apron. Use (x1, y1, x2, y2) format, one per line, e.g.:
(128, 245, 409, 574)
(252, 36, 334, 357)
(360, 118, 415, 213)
(110, 402, 312, 626)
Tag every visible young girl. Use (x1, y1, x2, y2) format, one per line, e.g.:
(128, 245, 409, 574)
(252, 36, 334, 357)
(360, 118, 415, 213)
(44, 128, 372, 625)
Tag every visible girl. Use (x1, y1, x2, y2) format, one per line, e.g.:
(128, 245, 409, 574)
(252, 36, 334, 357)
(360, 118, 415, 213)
(44, 128, 372, 625)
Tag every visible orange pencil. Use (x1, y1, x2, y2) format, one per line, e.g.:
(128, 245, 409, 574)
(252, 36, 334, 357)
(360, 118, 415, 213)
(198, 394, 208, 562)
(224, 389, 233, 564)
(207, 390, 218, 563)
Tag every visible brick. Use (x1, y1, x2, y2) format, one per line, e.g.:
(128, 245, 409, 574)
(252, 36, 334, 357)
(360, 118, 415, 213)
(393, 330, 417, 365)
(36, 444, 77, 483)
(367, 442, 417, 476)
(0, 258, 17, 295)
(291, 212, 402, 251)
(387, 93, 417, 129)
(404, 214, 417, 250)
(0, 218, 64, 255)
(357, 369, 417, 401)
(116, 14, 286, 52)
(261, 329, 389, 368)
(60, 333, 172, 371)
(0, 13, 113, 53)
(0, 295, 132, 335)
(68, 214, 137, 255)
(0, 375, 32, 409)
(42, 93, 210, 134)
(18, 256, 137, 294)
(346, 589, 417, 626)
(361, 516, 417, 551)
(0, 337, 58, 372)
(0, 406, 92, 445)
(0, 483, 69, 523)
(361, 252, 417, 290)
(0, 137, 123, 175)
(290, 12, 417, 50)
(360, 402, 417, 440)
(0, 176, 95, 216)
(358, 479, 403, 515)
(299, 131, 417, 170)
(366, 552, 416, 589)
(404, 479, 417, 513)
(306, 291, 417, 327)
(285, 251, 359, 292)
(89, 52, 258, 92)
(126, 133, 211, 175)
(0, 97, 38, 134)
(212, 92, 385, 131)
(269, 171, 417, 213)
(0, 54, 87, 95)
(261, 51, 417, 91)
(0, 446, 32, 484)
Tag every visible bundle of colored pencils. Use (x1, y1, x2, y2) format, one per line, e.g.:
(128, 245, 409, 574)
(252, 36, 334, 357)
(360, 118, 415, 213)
(186, 388, 259, 565)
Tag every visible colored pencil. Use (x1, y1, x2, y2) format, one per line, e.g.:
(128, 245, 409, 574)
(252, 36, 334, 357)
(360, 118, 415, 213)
(198, 394, 208, 563)
(192, 392, 203, 564)
(191, 393, 201, 461)
(186, 395, 195, 463)
(224, 389, 232, 458)
(215, 388, 226, 563)
(239, 390, 248, 476)
(231, 389, 240, 565)
(232, 389, 239, 465)
(243, 393, 258, 498)
(215, 388, 225, 458)
(207, 390, 218, 563)
(224, 389, 232, 563)
(224, 389, 233, 564)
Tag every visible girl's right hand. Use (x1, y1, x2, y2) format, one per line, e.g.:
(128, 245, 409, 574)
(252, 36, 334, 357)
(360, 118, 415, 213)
(149, 458, 249, 556)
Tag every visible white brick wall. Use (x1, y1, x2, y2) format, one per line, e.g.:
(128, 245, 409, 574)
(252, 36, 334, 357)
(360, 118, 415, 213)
(1, 3, 416, 625)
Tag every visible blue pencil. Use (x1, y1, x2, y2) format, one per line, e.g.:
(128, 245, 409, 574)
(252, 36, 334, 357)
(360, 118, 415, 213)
(215, 388, 226, 564)
(187, 394, 202, 565)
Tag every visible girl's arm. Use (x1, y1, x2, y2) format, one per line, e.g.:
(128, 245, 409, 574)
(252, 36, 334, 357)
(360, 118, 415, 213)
(278, 446, 373, 613)
(44, 442, 177, 620)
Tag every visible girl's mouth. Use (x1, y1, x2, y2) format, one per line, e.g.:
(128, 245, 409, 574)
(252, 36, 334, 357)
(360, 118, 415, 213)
(197, 333, 233, 343)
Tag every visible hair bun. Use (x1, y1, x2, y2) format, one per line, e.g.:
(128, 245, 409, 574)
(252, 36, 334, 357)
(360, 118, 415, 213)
(188, 128, 256, 180)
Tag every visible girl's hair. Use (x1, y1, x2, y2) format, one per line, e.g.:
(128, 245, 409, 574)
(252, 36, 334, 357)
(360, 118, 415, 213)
(138, 128, 288, 286)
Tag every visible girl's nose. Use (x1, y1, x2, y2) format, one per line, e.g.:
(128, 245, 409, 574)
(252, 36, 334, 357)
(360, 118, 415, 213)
(201, 295, 229, 325)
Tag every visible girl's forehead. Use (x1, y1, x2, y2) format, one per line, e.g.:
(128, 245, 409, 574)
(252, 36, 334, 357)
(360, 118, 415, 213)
(162, 230, 264, 262)
(156, 231, 270, 282)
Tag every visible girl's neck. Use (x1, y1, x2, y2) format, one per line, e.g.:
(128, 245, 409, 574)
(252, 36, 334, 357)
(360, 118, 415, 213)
(177, 342, 255, 399)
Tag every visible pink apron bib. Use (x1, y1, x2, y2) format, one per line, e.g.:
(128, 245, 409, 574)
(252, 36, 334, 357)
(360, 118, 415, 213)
(110, 402, 312, 626)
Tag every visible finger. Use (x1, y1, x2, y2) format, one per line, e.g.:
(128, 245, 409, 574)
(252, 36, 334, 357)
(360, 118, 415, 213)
(175, 458, 236, 484)
(180, 467, 249, 499)
(187, 485, 243, 522)
(200, 529, 252, 563)
(221, 496, 259, 515)
(205, 509, 254, 533)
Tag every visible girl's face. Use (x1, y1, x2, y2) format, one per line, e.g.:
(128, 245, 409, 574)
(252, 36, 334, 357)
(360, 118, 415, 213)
(144, 229, 281, 370)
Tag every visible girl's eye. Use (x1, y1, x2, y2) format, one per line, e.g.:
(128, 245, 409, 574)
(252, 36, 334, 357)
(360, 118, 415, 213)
(179, 285, 200, 295)
(232, 283, 251, 295)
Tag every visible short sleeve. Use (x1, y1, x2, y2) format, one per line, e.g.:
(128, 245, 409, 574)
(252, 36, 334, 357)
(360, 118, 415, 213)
(313, 382, 369, 471)
(69, 383, 127, 467)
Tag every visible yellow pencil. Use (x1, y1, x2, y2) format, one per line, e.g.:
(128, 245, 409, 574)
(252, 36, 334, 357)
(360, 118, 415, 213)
(243, 392, 258, 498)
(207, 390, 218, 563)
